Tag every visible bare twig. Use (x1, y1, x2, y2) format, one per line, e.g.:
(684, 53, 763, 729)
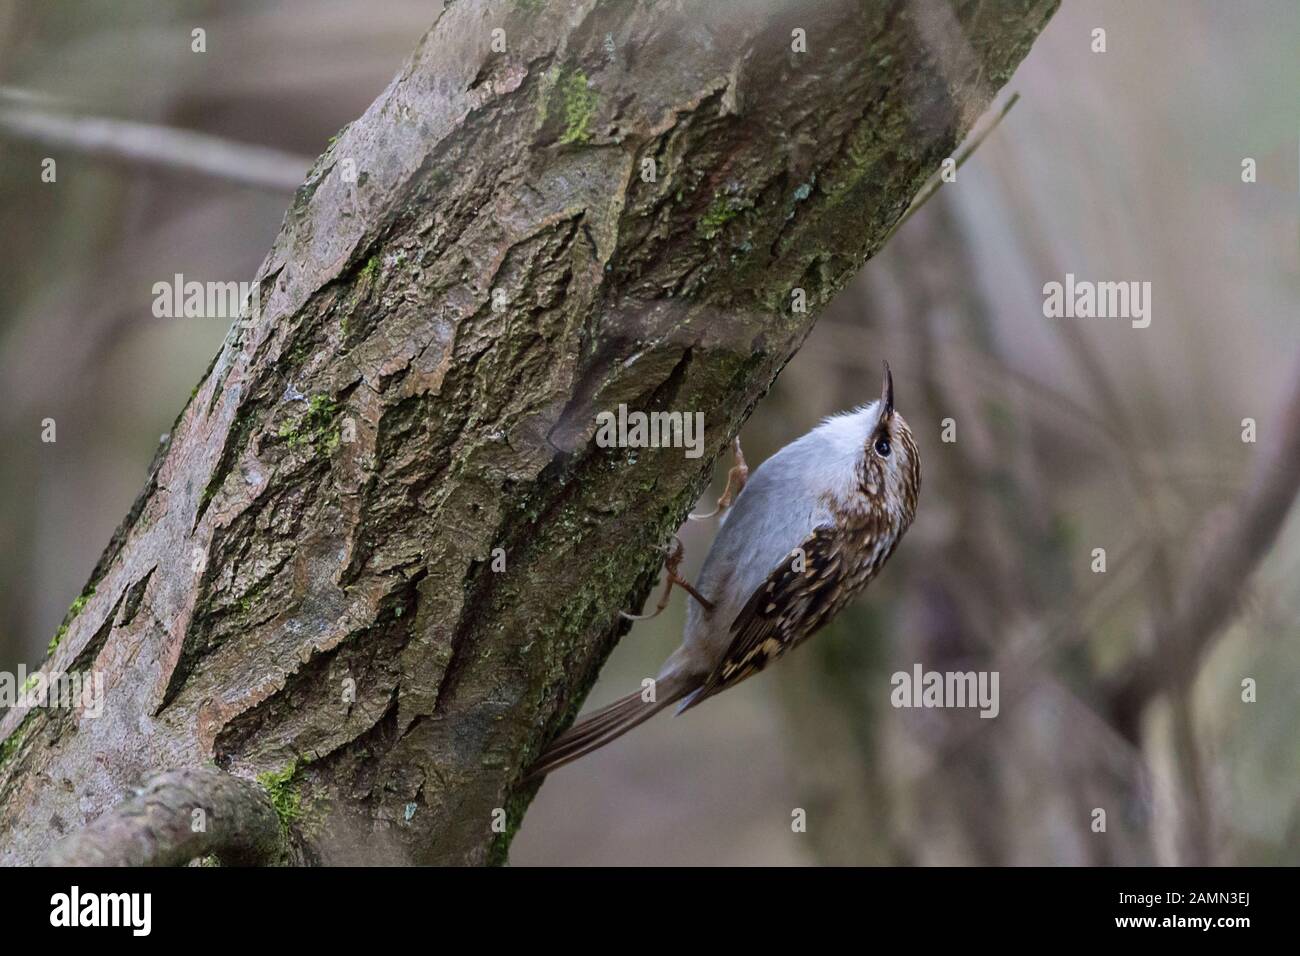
(0, 104, 311, 192)
(881, 91, 1020, 247)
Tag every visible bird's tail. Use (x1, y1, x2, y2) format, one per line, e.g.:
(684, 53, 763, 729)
(526, 677, 691, 781)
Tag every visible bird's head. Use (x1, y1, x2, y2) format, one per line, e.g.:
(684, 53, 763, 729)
(859, 362, 921, 526)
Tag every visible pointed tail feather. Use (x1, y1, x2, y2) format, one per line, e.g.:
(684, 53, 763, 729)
(526, 679, 691, 780)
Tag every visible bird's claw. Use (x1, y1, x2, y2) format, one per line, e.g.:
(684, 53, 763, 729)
(619, 535, 711, 622)
(689, 437, 749, 520)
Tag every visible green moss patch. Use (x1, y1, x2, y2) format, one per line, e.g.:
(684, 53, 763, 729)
(697, 192, 754, 240)
(556, 70, 598, 145)
(47, 587, 96, 655)
(257, 761, 303, 830)
(278, 394, 342, 454)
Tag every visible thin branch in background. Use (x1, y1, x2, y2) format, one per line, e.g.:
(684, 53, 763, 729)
(988, 149, 1197, 861)
(0, 85, 70, 108)
(991, 147, 1179, 571)
(881, 91, 1020, 248)
(816, 313, 1126, 448)
(931, 536, 1154, 760)
(1107, 354, 1300, 731)
(0, 99, 312, 193)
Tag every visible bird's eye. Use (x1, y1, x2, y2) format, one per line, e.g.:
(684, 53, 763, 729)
(874, 436, 891, 458)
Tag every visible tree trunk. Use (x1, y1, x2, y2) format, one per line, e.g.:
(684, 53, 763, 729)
(0, 0, 1057, 865)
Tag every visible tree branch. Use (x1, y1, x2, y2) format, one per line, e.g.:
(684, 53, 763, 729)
(0, 103, 312, 192)
(43, 769, 286, 867)
(1107, 356, 1300, 736)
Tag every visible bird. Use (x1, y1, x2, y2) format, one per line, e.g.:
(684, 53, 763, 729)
(527, 362, 920, 779)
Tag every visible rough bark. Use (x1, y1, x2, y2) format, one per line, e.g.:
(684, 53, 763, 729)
(0, 0, 1057, 865)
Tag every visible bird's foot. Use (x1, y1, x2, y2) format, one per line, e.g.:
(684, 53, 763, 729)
(689, 436, 749, 520)
(619, 535, 715, 621)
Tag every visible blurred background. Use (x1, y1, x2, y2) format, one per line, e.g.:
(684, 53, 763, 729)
(1, 1, 1296, 865)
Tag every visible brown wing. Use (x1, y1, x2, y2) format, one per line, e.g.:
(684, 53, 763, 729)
(680, 526, 843, 712)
